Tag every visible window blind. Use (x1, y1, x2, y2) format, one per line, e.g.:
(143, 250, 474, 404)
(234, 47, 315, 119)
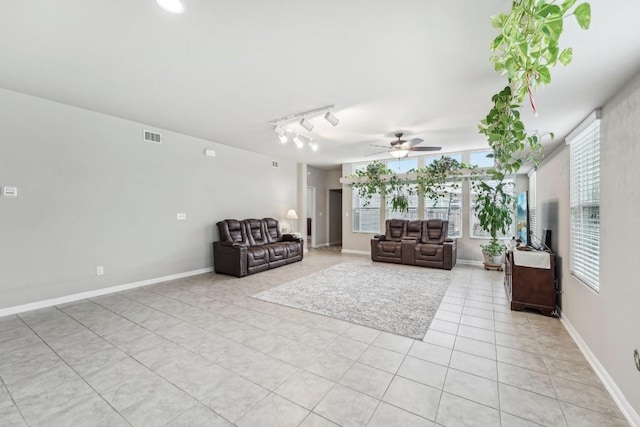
(568, 119, 600, 290)
(425, 191, 462, 238)
(352, 190, 381, 233)
(529, 171, 537, 239)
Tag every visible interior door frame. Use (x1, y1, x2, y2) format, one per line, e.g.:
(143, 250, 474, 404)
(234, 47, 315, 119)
(307, 185, 316, 248)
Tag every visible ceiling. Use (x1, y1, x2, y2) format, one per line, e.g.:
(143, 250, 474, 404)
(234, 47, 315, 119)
(2, 0, 639, 170)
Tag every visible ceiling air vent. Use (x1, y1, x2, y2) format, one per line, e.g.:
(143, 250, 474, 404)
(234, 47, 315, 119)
(143, 130, 161, 144)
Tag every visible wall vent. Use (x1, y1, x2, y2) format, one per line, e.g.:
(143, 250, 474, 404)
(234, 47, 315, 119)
(143, 130, 161, 144)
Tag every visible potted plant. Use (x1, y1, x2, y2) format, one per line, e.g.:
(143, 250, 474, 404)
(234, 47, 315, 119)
(480, 239, 505, 266)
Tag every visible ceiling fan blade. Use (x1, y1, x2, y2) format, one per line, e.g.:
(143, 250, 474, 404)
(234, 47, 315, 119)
(369, 144, 391, 148)
(407, 138, 424, 147)
(410, 146, 441, 152)
(365, 150, 389, 156)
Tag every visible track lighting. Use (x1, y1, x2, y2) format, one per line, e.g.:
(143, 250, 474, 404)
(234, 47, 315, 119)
(299, 117, 314, 132)
(269, 105, 339, 152)
(324, 111, 339, 127)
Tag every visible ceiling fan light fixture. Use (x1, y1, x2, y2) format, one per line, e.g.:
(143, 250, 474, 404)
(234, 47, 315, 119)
(389, 148, 409, 159)
(324, 111, 339, 127)
(299, 117, 313, 132)
(156, 0, 184, 14)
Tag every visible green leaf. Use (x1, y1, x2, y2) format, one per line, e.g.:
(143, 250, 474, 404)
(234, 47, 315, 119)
(561, 0, 578, 12)
(559, 47, 573, 65)
(538, 66, 551, 84)
(575, 3, 591, 29)
(490, 13, 506, 28)
(544, 19, 563, 41)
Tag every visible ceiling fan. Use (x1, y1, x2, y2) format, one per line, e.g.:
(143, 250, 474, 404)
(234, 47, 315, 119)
(369, 132, 441, 158)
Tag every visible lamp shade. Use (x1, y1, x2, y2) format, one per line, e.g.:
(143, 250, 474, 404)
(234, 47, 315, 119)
(286, 209, 298, 220)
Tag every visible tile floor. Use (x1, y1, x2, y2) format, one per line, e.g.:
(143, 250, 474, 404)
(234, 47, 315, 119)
(0, 251, 629, 427)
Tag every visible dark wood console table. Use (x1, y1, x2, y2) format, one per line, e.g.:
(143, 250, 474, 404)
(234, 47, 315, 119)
(504, 250, 558, 317)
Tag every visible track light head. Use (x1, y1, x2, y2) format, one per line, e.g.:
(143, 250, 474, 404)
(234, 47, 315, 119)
(308, 142, 319, 151)
(299, 117, 313, 132)
(273, 125, 286, 137)
(292, 135, 304, 148)
(324, 111, 339, 127)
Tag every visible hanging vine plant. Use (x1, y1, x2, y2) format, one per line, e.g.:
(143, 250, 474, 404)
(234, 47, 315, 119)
(475, 0, 591, 255)
(350, 157, 472, 214)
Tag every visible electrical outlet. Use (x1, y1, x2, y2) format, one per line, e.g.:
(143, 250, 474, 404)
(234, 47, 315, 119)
(634, 349, 640, 372)
(177, 213, 186, 220)
(96, 266, 104, 276)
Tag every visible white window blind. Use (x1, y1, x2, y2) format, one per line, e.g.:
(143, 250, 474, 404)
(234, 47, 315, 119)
(529, 171, 537, 238)
(425, 191, 462, 238)
(470, 178, 515, 238)
(352, 190, 381, 233)
(569, 119, 600, 291)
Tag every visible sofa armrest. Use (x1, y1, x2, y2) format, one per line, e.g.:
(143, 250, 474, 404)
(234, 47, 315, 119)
(213, 241, 248, 277)
(373, 235, 386, 241)
(221, 241, 247, 247)
(281, 234, 303, 242)
(443, 239, 457, 270)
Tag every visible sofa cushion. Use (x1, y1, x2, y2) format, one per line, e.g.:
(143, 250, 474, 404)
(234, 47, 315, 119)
(406, 220, 422, 240)
(217, 219, 248, 245)
(244, 219, 268, 246)
(263, 217, 282, 244)
(421, 219, 448, 244)
(385, 219, 407, 241)
(247, 246, 269, 266)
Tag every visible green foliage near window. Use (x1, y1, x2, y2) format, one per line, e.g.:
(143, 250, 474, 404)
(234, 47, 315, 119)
(475, 0, 590, 252)
(350, 157, 472, 214)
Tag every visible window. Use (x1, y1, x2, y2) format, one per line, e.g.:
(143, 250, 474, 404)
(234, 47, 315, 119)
(425, 190, 462, 238)
(424, 154, 462, 166)
(351, 163, 381, 233)
(529, 171, 537, 239)
(387, 158, 418, 173)
(470, 178, 515, 238)
(469, 150, 495, 168)
(569, 118, 600, 291)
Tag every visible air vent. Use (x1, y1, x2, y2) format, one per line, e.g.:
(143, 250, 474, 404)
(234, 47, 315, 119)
(143, 130, 161, 144)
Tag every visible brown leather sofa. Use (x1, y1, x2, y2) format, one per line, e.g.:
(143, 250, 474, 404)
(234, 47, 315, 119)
(371, 219, 457, 270)
(213, 218, 303, 277)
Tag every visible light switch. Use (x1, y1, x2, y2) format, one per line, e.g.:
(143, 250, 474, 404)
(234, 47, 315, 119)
(1, 186, 17, 197)
(177, 213, 187, 220)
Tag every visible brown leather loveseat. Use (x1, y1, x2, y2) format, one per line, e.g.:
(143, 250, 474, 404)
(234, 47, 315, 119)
(371, 219, 456, 270)
(213, 218, 303, 277)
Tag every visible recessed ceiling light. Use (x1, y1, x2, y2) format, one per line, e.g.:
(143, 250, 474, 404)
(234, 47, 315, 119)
(156, 0, 184, 14)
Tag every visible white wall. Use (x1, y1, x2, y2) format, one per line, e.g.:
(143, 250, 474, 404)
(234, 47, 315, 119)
(536, 72, 640, 419)
(0, 89, 297, 310)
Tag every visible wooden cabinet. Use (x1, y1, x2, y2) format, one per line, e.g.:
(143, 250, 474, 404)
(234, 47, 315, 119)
(504, 251, 558, 317)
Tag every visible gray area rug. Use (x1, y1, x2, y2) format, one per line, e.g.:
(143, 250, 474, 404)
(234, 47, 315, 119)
(251, 262, 451, 340)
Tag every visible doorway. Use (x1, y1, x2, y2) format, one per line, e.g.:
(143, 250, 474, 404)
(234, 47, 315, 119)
(307, 186, 316, 248)
(329, 189, 342, 246)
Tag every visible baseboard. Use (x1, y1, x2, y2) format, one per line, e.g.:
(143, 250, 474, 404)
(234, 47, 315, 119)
(0, 267, 214, 318)
(457, 259, 484, 266)
(341, 249, 369, 256)
(328, 240, 342, 246)
(561, 315, 640, 427)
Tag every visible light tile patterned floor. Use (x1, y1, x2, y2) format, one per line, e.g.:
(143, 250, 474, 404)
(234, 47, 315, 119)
(0, 251, 629, 426)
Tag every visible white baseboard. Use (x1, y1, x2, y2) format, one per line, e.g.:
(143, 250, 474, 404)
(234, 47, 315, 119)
(457, 259, 484, 266)
(341, 249, 369, 256)
(561, 315, 640, 427)
(0, 267, 214, 318)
